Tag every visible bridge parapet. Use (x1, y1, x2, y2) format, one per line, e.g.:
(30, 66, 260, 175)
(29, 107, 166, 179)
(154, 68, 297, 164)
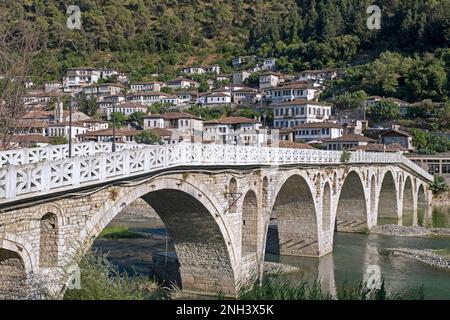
(0, 142, 432, 205)
(0, 142, 144, 167)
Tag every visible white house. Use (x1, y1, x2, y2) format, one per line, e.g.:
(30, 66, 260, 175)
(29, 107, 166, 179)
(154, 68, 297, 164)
(232, 88, 258, 105)
(82, 83, 124, 98)
(323, 134, 376, 150)
(166, 77, 199, 90)
(272, 99, 332, 128)
(143, 112, 203, 134)
(106, 102, 147, 120)
(97, 94, 125, 113)
(262, 58, 277, 71)
(203, 92, 232, 105)
(47, 122, 88, 140)
(205, 65, 221, 74)
(265, 82, 319, 102)
(63, 67, 100, 92)
(160, 95, 183, 106)
(125, 92, 173, 106)
(259, 72, 284, 90)
(293, 122, 343, 142)
(130, 82, 163, 93)
(44, 81, 62, 93)
(297, 69, 338, 82)
(203, 116, 264, 146)
(182, 66, 206, 75)
(100, 69, 128, 83)
(232, 71, 251, 84)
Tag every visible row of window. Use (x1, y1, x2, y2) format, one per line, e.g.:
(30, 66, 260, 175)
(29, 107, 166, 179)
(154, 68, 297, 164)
(296, 128, 331, 136)
(275, 107, 331, 117)
(272, 89, 305, 97)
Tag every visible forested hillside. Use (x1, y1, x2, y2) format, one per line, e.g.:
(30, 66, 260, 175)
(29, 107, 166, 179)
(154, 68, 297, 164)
(3, 0, 450, 101)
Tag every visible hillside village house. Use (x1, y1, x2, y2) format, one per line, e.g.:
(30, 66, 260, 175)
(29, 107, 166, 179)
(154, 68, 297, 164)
(262, 58, 277, 70)
(182, 66, 206, 75)
(143, 112, 203, 139)
(202, 92, 232, 105)
(272, 99, 332, 128)
(232, 88, 259, 105)
(205, 65, 221, 74)
(297, 69, 338, 82)
(259, 72, 284, 90)
(100, 69, 128, 83)
(323, 134, 375, 150)
(203, 116, 265, 145)
(380, 126, 414, 151)
(160, 95, 183, 106)
(265, 82, 319, 102)
(294, 122, 343, 142)
(232, 71, 251, 84)
(125, 92, 173, 106)
(82, 83, 125, 98)
(63, 67, 100, 92)
(106, 102, 147, 120)
(166, 77, 199, 90)
(47, 122, 88, 140)
(77, 128, 139, 143)
(130, 82, 163, 93)
(23, 90, 66, 106)
(97, 94, 126, 113)
(177, 92, 198, 105)
(44, 81, 62, 93)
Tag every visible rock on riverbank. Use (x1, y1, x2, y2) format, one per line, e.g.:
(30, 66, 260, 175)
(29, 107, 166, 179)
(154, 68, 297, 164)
(382, 248, 450, 270)
(264, 262, 300, 274)
(371, 224, 450, 237)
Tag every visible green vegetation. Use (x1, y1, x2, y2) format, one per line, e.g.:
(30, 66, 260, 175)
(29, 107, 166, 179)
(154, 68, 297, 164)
(135, 130, 161, 145)
(75, 93, 98, 117)
(368, 99, 400, 123)
(49, 136, 68, 145)
(98, 226, 144, 239)
(411, 129, 450, 154)
(238, 273, 424, 300)
(110, 112, 127, 128)
(430, 176, 449, 195)
(128, 111, 147, 126)
(64, 251, 169, 300)
(340, 149, 351, 163)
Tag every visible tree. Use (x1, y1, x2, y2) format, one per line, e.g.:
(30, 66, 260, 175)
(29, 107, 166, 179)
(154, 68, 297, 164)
(49, 136, 68, 145)
(110, 112, 127, 128)
(335, 90, 368, 110)
(135, 130, 160, 145)
(368, 99, 400, 123)
(128, 111, 146, 126)
(75, 93, 98, 117)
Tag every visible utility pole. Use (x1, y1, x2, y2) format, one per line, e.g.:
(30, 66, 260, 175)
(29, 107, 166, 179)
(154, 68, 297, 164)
(68, 98, 73, 158)
(112, 103, 116, 152)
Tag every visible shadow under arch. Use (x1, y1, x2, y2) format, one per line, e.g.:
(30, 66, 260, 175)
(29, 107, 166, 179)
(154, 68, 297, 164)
(417, 184, 428, 226)
(377, 170, 399, 223)
(335, 171, 368, 232)
(402, 176, 415, 225)
(77, 178, 238, 297)
(265, 174, 318, 257)
(0, 248, 28, 299)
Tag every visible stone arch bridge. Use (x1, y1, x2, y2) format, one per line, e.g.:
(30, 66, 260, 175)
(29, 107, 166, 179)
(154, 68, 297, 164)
(0, 142, 433, 298)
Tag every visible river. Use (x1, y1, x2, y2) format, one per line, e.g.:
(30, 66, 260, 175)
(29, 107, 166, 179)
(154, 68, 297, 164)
(93, 206, 450, 300)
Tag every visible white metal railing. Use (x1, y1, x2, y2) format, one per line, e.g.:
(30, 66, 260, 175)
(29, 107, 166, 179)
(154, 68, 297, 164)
(0, 142, 144, 167)
(0, 142, 433, 204)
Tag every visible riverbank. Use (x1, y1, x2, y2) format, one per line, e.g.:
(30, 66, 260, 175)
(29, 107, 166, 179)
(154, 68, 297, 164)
(371, 224, 450, 237)
(382, 248, 450, 270)
(432, 192, 450, 207)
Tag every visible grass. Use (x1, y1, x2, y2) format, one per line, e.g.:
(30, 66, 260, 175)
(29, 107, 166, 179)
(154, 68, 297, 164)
(98, 226, 144, 239)
(238, 273, 425, 300)
(64, 251, 171, 300)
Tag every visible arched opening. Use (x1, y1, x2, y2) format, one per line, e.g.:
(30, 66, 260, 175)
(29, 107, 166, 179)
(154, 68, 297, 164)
(39, 213, 58, 267)
(402, 177, 415, 226)
(267, 175, 318, 256)
(0, 249, 28, 299)
(228, 178, 238, 213)
(86, 188, 236, 298)
(417, 184, 427, 226)
(377, 171, 399, 224)
(336, 171, 368, 232)
(262, 177, 269, 207)
(242, 190, 258, 257)
(322, 183, 331, 231)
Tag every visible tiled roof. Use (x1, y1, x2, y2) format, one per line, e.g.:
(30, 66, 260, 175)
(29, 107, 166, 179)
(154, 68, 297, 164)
(204, 116, 259, 125)
(294, 122, 342, 129)
(324, 134, 375, 143)
(144, 112, 202, 120)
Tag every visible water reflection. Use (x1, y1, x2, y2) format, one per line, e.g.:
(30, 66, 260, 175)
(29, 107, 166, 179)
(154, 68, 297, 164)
(377, 206, 450, 228)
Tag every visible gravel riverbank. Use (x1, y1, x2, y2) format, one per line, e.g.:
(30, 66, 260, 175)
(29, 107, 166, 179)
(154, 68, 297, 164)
(382, 248, 450, 270)
(371, 224, 450, 237)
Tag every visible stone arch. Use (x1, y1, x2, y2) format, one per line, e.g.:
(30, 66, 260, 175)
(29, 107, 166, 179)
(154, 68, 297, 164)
(0, 248, 28, 299)
(417, 183, 428, 226)
(336, 171, 368, 232)
(228, 177, 238, 213)
(268, 174, 319, 256)
(241, 190, 258, 257)
(377, 170, 399, 222)
(81, 177, 238, 296)
(39, 213, 59, 268)
(402, 176, 415, 225)
(370, 175, 376, 216)
(322, 182, 332, 231)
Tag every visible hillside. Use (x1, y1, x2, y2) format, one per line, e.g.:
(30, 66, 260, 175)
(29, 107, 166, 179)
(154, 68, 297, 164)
(3, 0, 450, 84)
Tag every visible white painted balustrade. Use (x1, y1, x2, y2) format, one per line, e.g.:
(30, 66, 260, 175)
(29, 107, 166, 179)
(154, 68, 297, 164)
(0, 142, 433, 204)
(0, 142, 143, 167)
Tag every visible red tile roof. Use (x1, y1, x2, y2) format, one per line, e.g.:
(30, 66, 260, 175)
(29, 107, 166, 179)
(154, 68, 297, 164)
(204, 116, 260, 125)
